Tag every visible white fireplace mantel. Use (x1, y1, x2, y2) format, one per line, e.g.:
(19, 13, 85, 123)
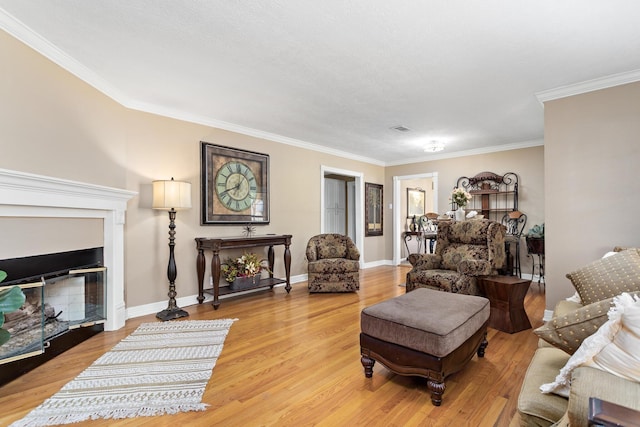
(0, 168, 137, 331)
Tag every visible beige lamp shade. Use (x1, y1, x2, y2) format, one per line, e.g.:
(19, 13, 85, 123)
(152, 179, 192, 210)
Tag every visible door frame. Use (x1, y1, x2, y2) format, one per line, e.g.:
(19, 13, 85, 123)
(321, 165, 364, 267)
(393, 172, 438, 265)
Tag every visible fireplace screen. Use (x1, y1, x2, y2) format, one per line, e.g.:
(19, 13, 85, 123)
(0, 267, 106, 365)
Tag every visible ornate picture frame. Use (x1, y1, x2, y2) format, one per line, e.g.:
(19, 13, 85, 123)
(407, 188, 425, 218)
(200, 142, 270, 224)
(365, 182, 383, 236)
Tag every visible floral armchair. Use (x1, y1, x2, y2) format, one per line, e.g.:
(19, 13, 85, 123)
(306, 234, 360, 292)
(406, 219, 506, 295)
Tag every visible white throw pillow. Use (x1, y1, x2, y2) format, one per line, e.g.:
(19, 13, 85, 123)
(540, 292, 640, 397)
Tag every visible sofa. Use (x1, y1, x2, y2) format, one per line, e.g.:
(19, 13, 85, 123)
(406, 219, 506, 295)
(517, 247, 640, 426)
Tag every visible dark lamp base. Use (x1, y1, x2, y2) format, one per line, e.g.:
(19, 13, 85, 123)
(156, 307, 190, 321)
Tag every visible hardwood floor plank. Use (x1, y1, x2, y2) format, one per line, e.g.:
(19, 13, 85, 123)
(0, 265, 544, 426)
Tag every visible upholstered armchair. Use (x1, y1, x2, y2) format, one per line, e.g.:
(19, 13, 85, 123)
(306, 234, 360, 292)
(406, 219, 506, 296)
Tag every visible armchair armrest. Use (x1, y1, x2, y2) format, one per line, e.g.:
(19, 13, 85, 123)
(346, 241, 361, 261)
(407, 253, 441, 270)
(458, 259, 493, 276)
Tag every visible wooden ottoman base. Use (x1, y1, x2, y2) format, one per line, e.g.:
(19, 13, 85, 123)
(360, 324, 488, 406)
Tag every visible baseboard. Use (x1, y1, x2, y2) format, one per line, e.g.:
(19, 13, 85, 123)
(125, 273, 308, 320)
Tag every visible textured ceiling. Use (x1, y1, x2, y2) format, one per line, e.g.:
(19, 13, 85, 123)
(2, 1, 640, 165)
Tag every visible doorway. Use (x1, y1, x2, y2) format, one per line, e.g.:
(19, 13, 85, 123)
(393, 172, 439, 265)
(321, 166, 364, 265)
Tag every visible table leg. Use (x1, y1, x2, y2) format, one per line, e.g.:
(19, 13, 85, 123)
(284, 242, 292, 293)
(211, 249, 221, 310)
(268, 245, 275, 279)
(403, 234, 411, 256)
(196, 249, 205, 304)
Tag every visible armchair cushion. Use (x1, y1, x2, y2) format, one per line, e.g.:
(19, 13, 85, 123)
(407, 253, 441, 270)
(406, 219, 506, 296)
(458, 259, 493, 276)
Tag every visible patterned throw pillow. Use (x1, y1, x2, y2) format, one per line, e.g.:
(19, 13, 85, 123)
(566, 249, 640, 305)
(534, 296, 619, 354)
(540, 292, 640, 397)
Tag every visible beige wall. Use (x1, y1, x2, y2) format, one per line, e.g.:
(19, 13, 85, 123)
(385, 146, 545, 275)
(544, 81, 640, 312)
(1, 32, 384, 308)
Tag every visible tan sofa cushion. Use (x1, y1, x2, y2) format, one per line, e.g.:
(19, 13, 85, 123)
(567, 366, 640, 426)
(566, 249, 640, 305)
(518, 347, 570, 426)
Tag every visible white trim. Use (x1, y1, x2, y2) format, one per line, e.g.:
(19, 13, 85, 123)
(543, 309, 554, 322)
(0, 168, 137, 331)
(386, 139, 544, 167)
(0, 7, 544, 168)
(392, 172, 438, 265)
(536, 68, 640, 104)
(320, 166, 365, 268)
(0, 8, 131, 106)
(126, 273, 309, 319)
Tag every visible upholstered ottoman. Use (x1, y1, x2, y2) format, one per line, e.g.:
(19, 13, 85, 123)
(360, 288, 489, 406)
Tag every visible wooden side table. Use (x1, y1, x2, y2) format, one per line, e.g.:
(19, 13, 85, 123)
(477, 275, 532, 333)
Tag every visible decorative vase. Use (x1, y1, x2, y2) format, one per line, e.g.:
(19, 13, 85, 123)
(228, 275, 259, 291)
(455, 209, 466, 221)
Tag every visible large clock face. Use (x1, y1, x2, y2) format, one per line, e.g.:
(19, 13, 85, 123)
(214, 161, 257, 212)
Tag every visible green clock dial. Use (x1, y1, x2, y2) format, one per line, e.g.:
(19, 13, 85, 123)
(215, 161, 258, 212)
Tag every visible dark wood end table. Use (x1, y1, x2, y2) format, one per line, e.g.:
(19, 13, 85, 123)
(477, 275, 532, 334)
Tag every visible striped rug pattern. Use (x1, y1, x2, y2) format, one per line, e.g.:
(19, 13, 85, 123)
(11, 319, 236, 427)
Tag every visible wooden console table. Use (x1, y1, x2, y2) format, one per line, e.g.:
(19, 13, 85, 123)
(477, 275, 532, 333)
(195, 234, 292, 309)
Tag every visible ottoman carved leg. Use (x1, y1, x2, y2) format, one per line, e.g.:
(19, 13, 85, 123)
(427, 380, 446, 406)
(477, 333, 488, 357)
(361, 354, 375, 378)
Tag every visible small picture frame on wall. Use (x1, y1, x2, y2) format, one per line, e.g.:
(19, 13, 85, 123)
(407, 188, 425, 218)
(200, 142, 270, 224)
(365, 182, 383, 236)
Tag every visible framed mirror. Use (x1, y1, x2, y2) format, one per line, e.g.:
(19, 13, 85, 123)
(365, 182, 383, 236)
(407, 188, 425, 218)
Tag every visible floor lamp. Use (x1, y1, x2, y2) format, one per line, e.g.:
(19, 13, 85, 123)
(152, 177, 191, 321)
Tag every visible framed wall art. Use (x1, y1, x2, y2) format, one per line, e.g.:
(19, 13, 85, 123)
(200, 142, 270, 224)
(407, 188, 425, 218)
(365, 182, 383, 236)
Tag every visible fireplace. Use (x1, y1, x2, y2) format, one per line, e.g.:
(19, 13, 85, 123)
(0, 168, 136, 383)
(0, 168, 136, 332)
(0, 248, 106, 385)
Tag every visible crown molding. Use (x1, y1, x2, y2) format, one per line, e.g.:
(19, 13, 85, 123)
(0, 8, 132, 105)
(126, 100, 387, 167)
(0, 8, 384, 167)
(387, 138, 544, 167)
(0, 7, 540, 168)
(536, 69, 640, 104)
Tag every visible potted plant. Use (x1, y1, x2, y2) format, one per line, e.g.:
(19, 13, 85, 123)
(0, 270, 27, 346)
(525, 223, 545, 254)
(450, 187, 472, 221)
(221, 253, 271, 290)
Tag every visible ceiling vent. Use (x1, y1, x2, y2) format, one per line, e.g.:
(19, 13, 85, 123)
(390, 125, 411, 132)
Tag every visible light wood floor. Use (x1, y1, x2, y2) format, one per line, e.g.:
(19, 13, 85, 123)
(0, 265, 545, 426)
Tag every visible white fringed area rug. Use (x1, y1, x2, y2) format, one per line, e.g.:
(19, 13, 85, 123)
(11, 319, 237, 427)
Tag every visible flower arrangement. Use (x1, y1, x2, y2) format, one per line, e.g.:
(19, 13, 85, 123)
(221, 252, 270, 283)
(450, 187, 472, 207)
